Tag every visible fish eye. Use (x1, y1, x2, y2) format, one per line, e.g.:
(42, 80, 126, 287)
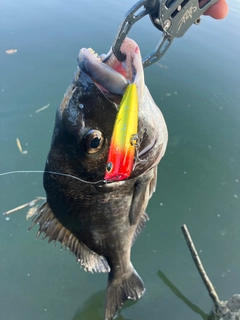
(83, 129, 105, 154)
(106, 162, 113, 172)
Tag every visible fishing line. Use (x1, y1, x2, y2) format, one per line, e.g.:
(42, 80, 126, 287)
(0, 170, 106, 185)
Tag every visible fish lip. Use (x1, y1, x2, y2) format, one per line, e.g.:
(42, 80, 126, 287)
(77, 38, 144, 99)
(101, 49, 137, 84)
(78, 48, 128, 96)
(95, 179, 127, 188)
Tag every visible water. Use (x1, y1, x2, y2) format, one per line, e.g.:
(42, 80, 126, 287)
(0, 1, 240, 319)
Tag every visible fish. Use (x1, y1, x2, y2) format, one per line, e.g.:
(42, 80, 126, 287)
(29, 37, 168, 320)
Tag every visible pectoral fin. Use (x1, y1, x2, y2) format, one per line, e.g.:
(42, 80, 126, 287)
(129, 183, 148, 226)
(29, 202, 110, 273)
(128, 167, 157, 226)
(149, 166, 157, 199)
(132, 212, 149, 246)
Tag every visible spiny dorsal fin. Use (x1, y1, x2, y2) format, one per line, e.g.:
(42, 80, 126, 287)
(29, 202, 110, 273)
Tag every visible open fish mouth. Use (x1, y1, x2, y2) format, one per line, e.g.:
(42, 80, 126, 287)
(77, 37, 167, 182)
(78, 38, 149, 182)
(77, 37, 144, 100)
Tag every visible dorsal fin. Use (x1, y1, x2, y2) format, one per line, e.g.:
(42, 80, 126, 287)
(29, 202, 110, 273)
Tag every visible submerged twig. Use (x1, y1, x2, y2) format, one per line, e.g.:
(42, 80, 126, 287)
(181, 224, 221, 309)
(16, 138, 28, 154)
(181, 224, 240, 320)
(35, 103, 50, 113)
(5, 49, 17, 54)
(3, 197, 45, 216)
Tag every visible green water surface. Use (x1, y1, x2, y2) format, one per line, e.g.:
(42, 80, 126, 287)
(0, 1, 240, 319)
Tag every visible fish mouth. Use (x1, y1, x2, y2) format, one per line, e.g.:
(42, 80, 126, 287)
(77, 38, 144, 101)
(78, 38, 146, 182)
(77, 38, 162, 182)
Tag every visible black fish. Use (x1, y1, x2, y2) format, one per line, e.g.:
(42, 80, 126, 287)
(30, 38, 168, 320)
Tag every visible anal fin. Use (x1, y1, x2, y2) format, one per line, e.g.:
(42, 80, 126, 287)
(29, 202, 110, 273)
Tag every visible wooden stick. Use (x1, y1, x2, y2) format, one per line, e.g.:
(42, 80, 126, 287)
(3, 202, 29, 215)
(3, 197, 45, 215)
(181, 224, 221, 309)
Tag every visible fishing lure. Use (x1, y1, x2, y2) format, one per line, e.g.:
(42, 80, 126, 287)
(105, 83, 139, 181)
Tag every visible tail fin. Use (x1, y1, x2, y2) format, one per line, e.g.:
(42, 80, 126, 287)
(105, 268, 145, 320)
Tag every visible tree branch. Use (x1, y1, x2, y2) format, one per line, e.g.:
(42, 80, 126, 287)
(181, 224, 221, 310)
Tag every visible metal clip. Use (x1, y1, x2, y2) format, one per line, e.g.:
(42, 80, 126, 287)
(112, 0, 158, 62)
(112, 0, 219, 68)
(150, 0, 218, 38)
